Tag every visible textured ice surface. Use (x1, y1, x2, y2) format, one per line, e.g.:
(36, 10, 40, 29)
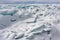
(0, 4, 60, 40)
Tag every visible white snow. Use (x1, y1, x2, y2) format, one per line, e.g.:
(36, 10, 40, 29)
(0, 4, 60, 40)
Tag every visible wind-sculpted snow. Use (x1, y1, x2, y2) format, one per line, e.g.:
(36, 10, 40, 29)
(0, 4, 60, 40)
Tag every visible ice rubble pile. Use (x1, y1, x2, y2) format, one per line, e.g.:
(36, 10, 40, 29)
(0, 4, 60, 40)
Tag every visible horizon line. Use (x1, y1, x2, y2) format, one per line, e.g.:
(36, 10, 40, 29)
(0, 2, 60, 4)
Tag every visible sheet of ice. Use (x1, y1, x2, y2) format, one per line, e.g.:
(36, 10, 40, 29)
(0, 4, 60, 40)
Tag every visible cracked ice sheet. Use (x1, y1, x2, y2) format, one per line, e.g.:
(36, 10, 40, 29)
(0, 4, 60, 40)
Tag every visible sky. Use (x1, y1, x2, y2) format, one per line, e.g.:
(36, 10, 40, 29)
(0, 0, 60, 4)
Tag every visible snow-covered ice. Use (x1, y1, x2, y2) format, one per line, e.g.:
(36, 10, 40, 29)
(0, 4, 60, 40)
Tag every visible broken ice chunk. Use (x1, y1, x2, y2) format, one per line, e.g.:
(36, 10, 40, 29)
(0, 9, 18, 16)
(15, 32, 24, 39)
(10, 19, 16, 22)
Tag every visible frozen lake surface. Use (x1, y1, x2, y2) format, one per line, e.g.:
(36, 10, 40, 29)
(0, 4, 60, 40)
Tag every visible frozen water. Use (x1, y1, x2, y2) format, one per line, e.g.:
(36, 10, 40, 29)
(0, 4, 60, 40)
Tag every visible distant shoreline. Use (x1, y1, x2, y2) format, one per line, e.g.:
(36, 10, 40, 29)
(0, 2, 60, 4)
